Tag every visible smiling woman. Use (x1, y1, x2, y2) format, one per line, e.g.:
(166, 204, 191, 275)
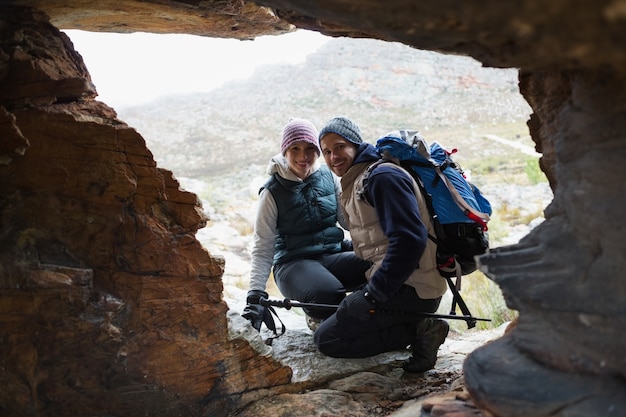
(64, 29, 330, 108)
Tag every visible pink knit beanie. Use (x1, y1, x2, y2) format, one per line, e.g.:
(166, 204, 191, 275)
(280, 118, 321, 156)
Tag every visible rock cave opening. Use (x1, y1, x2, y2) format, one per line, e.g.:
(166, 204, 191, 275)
(63, 29, 546, 336)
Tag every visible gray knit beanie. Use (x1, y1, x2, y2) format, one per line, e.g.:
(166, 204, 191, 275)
(318, 117, 363, 146)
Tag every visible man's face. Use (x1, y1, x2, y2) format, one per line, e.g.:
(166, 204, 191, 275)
(320, 133, 358, 177)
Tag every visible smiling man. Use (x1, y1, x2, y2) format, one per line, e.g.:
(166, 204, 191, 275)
(316, 116, 449, 373)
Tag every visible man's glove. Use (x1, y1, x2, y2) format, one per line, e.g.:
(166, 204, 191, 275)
(340, 239, 354, 252)
(336, 286, 378, 321)
(242, 289, 269, 331)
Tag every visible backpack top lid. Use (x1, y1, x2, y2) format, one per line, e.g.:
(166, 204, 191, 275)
(376, 130, 433, 164)
(376, 130, 452, 166)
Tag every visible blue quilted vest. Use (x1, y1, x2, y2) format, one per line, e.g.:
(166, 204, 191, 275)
(263, 166, 344, 265)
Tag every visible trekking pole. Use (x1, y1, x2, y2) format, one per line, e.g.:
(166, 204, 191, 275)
(259, 298, 491, 325)
(259, 297, 339, 310)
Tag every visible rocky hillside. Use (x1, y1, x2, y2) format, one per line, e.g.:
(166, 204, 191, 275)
(116, 37, 550, 301)
(118, 37, 531, 178)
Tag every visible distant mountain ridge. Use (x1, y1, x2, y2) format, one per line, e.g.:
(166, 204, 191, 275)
(118, 37, 531, 177)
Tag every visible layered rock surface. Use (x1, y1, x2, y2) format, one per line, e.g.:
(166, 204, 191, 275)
(0, 9, 291, 417)
(8, 0, 292, 39)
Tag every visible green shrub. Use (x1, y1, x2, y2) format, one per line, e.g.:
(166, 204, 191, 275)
(524, 157, 547, 185)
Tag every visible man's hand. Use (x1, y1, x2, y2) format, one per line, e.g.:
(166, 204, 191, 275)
(336, 287, 377, 321)
(242, 289, 269, 331)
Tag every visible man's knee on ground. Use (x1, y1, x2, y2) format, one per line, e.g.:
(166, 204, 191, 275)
(313, 329, 349, 358)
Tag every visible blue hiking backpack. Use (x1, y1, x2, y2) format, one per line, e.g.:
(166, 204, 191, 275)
(375, 129, 492, 275)
(374, 130, 493, 326)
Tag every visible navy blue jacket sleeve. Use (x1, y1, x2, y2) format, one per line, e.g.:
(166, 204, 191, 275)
(365, 164, 428, 300)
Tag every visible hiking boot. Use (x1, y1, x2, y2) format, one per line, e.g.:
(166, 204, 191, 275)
(305, 314, 322, 331)
(403, 318, 450, 373)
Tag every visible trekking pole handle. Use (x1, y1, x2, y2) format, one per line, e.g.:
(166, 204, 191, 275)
(259, 297, 295, 310)
(259, 297, 339, 310)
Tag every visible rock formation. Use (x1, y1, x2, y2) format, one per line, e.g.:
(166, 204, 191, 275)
(0, 7, 291, 417)
(1, 1, 625, 417)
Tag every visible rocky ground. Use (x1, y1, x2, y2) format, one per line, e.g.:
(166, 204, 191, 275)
(225, 284, 509, 417)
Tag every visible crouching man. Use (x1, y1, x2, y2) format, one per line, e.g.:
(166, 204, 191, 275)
(316, 116, 449, 373)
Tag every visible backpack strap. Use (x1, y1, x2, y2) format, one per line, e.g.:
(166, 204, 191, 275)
(399, 161, 445, 244)
(262, 305, 286, 346)
(357, 159, 391, 204)
(433, 166, 490, 230)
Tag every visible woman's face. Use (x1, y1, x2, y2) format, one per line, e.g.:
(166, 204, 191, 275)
(320, 133, 357, 177)
(284, 141, 320, 179)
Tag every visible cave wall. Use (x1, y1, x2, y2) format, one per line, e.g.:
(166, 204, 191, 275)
(2, 1, 626, 417)
(0, 7, 291, 417)
(464, 69, 626, 416)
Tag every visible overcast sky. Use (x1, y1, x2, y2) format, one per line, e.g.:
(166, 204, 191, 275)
(65, 29, 330, 108)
